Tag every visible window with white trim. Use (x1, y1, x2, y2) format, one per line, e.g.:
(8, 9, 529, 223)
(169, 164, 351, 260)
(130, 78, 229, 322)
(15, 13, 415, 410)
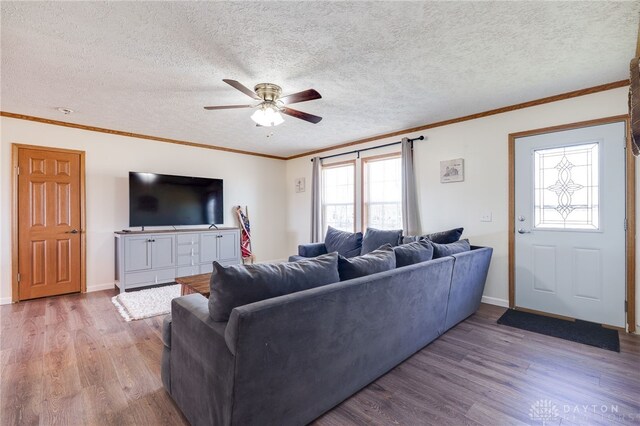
(363, 155, 402, 230)
(321, 153, 402, 235)
(321, 162, 355, 233)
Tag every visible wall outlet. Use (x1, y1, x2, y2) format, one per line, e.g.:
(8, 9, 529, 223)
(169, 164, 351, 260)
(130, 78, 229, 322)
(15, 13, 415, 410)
(480, 211, 492, 222)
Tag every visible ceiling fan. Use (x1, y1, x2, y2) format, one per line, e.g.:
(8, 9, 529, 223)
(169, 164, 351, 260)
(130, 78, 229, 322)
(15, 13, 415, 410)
(204, 79, 322, 127)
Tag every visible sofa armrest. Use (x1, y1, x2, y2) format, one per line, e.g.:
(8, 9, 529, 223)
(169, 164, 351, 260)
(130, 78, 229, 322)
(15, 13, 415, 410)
(298, 242, 328, 258)
(168, 294, 235, 425)
(443, 246, 493, 331)
(162, 315, 172, 348)
(171, 294, 232, 354)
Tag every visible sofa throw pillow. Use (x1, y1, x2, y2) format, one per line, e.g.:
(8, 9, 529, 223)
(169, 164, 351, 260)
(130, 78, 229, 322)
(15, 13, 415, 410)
(361, 228, 403, 255)
(401, 228, 463, 245)
(424, 227, 464, 244)
(324, 226, 363, 258)
(393, 239, 434, 268)
(337, 244, 396, 281)
(431, 239, 471, 259)
(208, 252, 340, 321)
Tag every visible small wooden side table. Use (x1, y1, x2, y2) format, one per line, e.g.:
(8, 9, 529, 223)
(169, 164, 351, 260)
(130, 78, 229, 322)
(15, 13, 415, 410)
(176, 273, 211, 298)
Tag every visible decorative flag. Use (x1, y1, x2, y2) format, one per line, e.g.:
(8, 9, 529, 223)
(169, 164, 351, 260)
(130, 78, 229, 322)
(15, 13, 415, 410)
(235, 206, 254, 263)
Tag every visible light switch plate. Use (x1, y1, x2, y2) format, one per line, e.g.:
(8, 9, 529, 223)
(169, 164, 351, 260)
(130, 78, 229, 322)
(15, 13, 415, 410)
(480, 211, 492, 222)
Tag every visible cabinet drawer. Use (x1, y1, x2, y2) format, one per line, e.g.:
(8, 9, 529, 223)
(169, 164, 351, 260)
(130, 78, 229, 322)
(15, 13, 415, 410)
(124, 268, 175, 286)
(199, 260, 238, 274)
(177, 234, 199, 245)
(177, 254, 198, 266)
(177, 245, 199, 256)
(177, 266, 200, 278)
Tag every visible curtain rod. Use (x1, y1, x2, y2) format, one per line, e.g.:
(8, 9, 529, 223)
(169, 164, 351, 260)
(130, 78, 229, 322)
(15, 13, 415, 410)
(310, 135, 424, 162)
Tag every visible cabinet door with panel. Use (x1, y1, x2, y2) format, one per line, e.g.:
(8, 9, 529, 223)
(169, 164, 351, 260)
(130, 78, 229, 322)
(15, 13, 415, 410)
(200, 263, 214, 274)
(200, 233, 218, 263)
(124, 236, 152, 272)
(151, 235, 176, 268)
(218, 231, 239, 262)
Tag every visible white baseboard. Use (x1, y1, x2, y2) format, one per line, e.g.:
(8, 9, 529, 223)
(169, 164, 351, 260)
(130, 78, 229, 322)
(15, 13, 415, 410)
(87, 282, 117, 292)
(481, 295, 509, 308)
(0, 297, 12, 305)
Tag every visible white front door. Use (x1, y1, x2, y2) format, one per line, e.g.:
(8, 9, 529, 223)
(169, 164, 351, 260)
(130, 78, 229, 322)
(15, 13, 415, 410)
(514, 121, 626, 327)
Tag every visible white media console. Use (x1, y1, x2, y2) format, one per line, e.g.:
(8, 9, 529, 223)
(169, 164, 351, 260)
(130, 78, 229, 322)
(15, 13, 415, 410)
(114, 228, 241, 293)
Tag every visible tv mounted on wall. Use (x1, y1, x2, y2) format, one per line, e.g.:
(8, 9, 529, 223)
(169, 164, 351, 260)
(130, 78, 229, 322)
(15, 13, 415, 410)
(129, 172, 223, 227)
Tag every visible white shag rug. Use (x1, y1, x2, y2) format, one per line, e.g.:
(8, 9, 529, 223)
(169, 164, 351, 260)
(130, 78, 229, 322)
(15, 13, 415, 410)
(112, 284, 181, 321)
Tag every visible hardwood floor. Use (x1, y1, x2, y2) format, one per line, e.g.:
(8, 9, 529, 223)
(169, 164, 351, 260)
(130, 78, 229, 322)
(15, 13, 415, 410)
(1, 290, 639, 425)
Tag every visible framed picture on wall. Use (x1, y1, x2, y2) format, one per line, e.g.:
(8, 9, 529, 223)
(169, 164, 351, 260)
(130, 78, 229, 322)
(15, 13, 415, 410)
(440, 158, 464, 183)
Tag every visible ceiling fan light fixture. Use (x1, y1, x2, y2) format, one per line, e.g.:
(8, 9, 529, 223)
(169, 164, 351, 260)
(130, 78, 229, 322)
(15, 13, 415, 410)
(251, 103, 284, 127)
(206, 79, 322, 125)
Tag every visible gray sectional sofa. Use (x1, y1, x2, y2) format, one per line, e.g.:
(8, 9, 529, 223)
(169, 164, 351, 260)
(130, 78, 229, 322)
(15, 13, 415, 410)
(161, 245, 492, 426)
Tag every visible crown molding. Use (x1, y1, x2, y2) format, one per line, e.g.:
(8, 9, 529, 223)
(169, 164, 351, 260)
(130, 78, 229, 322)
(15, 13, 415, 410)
(1, 79, 629, 162)
(286, 79, 630, 160)
(0, 111, 287, 160)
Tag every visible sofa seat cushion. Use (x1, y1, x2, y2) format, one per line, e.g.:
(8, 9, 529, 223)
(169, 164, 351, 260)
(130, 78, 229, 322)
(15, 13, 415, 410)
(361, 228, 403, 255)
(338, 244, 396, 281)
(324, 226, 363, 258)
(402, 227, 464, 245)
(208, 252, 340, 321)
(431, 239, 471, 259)
(393, 239, 434, 267)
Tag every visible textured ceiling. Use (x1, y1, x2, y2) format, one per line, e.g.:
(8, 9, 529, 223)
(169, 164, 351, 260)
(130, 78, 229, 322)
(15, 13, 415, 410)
(1, 2, 638, 157)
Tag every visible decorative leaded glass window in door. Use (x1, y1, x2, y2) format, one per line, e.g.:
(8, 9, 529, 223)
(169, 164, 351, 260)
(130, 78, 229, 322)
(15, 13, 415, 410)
(533, 142, 599, 230)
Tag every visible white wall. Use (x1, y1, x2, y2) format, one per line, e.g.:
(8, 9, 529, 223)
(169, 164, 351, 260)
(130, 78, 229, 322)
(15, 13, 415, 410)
(0, 117, 288, 302)
(2, 87, 638, 329)
(286, 86, 640, 328)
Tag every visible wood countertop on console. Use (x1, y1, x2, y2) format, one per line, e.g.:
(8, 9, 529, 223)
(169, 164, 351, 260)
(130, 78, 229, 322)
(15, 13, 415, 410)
(114, 227, 238, 235)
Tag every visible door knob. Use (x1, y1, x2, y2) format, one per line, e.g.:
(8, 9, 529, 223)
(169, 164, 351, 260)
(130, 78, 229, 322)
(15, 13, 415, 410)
(66, 229, 79, 234)
(517, 228, 531, 234)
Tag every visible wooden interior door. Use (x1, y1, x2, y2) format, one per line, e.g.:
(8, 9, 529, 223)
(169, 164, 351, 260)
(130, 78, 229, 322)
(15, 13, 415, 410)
(17, 146, 83, 300)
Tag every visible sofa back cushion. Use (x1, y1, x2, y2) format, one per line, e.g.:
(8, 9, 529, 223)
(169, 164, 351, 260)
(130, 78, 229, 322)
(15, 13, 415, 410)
(337, 244, 396, 281)
(361, 228, 403, 255)
(393, 239, 434, 267)
(402, 227, 464, 245)
(324, 226, 363, 258)
(208, 252, 340, 321)
(431, 239, 471, 259)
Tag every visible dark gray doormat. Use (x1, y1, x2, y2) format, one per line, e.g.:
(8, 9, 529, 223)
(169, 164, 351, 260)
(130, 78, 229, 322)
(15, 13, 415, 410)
(497, 309, 620, 352)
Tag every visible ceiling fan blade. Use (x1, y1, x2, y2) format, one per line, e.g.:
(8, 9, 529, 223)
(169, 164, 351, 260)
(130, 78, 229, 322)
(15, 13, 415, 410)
(222, 79, 261, 100)
(204, 104, 252, 110)
(279, 89, 322, 105)
(281, 107, 323, 124)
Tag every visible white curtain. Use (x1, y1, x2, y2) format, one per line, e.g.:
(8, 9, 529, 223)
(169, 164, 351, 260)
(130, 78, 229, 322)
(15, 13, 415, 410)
(310, 157, 323, 242)
(401, 138, 421, 236)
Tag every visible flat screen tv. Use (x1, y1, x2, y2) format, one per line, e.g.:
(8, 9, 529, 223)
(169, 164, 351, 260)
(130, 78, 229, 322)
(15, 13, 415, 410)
(129, 172, 223, 227)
